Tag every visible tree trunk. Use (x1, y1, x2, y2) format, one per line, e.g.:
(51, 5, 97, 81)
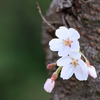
(42, 0, 100, 100)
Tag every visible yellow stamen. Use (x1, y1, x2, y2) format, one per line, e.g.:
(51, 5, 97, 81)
(71, 58, 78, 66)
(63, 38, 72, 46)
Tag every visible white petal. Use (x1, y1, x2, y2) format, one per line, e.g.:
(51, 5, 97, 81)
(68, 28, 80, 41)
(60, 65, 74, 80)
(49, 39, 63, 51)
(69, 50, 81, 59)
(58, 46, 70, 56)
(74, 59, 88, 81)
(55, 26, 69, 39)
(57, 56, 72, 66)
(88, 66, 97, 79)
(49, 39, 62, 46)
(71, 40, 80, 51)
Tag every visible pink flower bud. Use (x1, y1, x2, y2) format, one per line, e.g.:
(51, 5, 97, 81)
(44, 79, 55, 93)
(47, 63, 56, 69)
(88, 66, 97, 79)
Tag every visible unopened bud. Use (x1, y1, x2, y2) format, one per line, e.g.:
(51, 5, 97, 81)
(47, 63, 56, 69)
(88, 66, 97, 79)
(44, 78, 55, 93)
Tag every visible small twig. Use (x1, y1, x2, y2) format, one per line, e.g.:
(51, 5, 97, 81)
(36, 2, 56, 31)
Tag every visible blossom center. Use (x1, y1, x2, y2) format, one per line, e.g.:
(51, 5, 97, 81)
(71, 58, 78, 67)
(63, 38, 73, 47)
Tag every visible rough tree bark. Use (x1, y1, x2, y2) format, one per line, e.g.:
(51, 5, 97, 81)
(42, 0, 100, 100)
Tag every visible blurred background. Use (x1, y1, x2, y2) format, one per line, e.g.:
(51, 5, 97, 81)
(0, 0, 50, 100)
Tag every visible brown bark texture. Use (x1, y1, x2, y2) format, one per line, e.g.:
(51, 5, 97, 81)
(42, 0, 100, 100)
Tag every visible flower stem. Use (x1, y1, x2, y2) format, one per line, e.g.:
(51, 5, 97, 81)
(51, 66, 62, 81)
(55, 66, 63, 77)
(79, 51, 87, 62)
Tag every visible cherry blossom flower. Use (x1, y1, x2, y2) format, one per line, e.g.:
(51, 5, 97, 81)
(49, 26, 80, 56)
(44, 78, 55, 93)
(57, 51, 88, 81)
(86, 61, 97, 79)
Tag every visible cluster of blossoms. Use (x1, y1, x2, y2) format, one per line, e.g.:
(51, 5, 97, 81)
(44, 26, 97, 93)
